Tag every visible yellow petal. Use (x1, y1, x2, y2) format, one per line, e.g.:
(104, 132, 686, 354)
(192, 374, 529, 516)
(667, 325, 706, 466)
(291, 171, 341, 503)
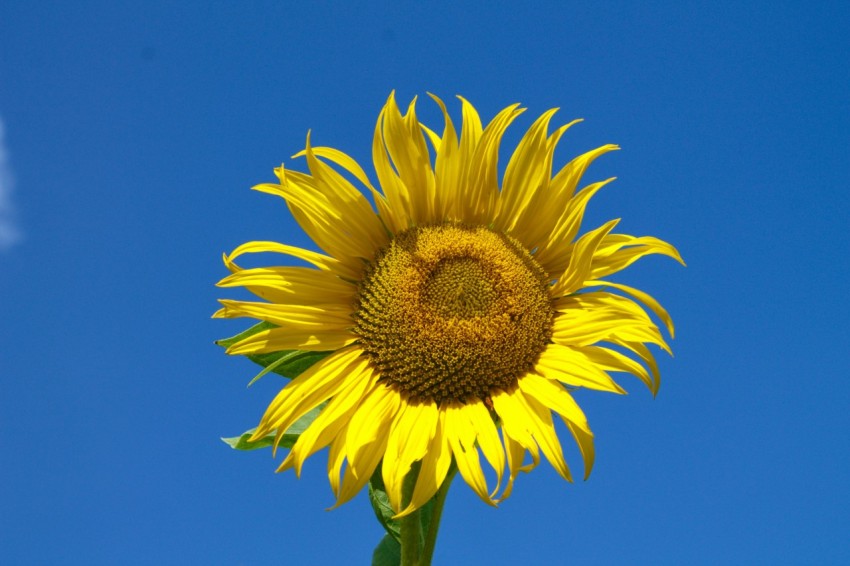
(517, 373, 591, 435)
(491, 388, 540, 475)
(345, 383, 401, 476)
(552, 314, 669, 352)
(580, 344, 656, 394)
(500, 429, 531, 501)
(281, 357, 377, 475)
(394, 410, 452, 519)
(372, 98, 412, 232)
(507, 119, 583, 250)
(590, 234, 685, 280)
(427, 93, 460, 221)
(551, 219, 620, 295)
(564, 419, 595, 480)
(495, 108, 559, 233)
(223, 240, 343, 274)
(214, 299, 351, 328)
(453, 95, 483, 220)
(420, 123, 442, 151)
(298, 146, 376, 193)
(551, 292, 671, 353)
(250, 347, 363, 444)
(605, 338, 664, 396)
(217, 266, 355, 305)
(327, 424, 349, 498)
(223, 326, 356, 355)
(462, 103, 525, 223)
(303, 145, 396, 231)
(262, 167, 376, 271)
(535, 177, 617, 275)
(380, 93, 435, 225)
(517, 385, 572, 482)
(585, 280, 675, 337)
(382, 401, 439, 512)
(464, 400, 505, 499)
(445, 403, 496, 506)
(334, 383, 401, 508)
(535, 343, 627, 394)
(301, 134, 388, 250)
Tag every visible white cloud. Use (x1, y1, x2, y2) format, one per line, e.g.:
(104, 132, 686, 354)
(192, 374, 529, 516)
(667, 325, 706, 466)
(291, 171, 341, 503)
(0, 116, 22, 251)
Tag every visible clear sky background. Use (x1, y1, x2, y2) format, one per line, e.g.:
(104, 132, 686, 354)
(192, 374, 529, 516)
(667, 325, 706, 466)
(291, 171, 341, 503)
(1, 2, 848, 564)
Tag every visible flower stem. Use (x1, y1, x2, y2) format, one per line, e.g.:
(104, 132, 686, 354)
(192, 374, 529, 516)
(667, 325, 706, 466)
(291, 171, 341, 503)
(419, 463, 457, 566)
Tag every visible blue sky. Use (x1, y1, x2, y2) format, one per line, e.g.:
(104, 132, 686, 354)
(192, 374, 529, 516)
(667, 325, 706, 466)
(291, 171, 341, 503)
(1, 1, 848, 564)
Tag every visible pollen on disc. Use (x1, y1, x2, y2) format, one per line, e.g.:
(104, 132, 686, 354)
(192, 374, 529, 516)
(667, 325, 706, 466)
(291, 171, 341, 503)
(354, 223, 554, 404)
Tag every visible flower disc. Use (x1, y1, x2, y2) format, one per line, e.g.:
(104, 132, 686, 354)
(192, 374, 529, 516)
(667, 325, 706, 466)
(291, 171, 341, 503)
(354, 223, 554, 404)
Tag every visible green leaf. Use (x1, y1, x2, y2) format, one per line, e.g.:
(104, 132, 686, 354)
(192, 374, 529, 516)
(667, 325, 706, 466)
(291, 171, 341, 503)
(368, 469, 435, 546)
(369, 473, 401, 543)
(221, 403, 326, 451)
(371, 534, 401, 566)
(216, 320, 277, 348)
(216, 321, 333, 381)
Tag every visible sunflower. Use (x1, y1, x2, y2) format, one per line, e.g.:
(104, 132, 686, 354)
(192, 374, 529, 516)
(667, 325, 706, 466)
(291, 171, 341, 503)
(216, 93, 682, 518)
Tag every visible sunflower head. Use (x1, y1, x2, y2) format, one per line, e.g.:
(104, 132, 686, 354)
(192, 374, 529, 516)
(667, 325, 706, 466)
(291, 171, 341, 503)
(216, 92, 683, 517)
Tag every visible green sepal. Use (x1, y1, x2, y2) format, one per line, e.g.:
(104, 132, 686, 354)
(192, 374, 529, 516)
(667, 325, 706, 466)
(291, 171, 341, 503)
(216, 321, 332, 381)
(368, 472, 401, 543)
(371, 534, 401, 566)
(368, 469, 435, 546)
(221, 403, 326, 451)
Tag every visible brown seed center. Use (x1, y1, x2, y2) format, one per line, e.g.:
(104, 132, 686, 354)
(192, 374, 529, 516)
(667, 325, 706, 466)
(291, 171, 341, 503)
(354, 223, 553, 404)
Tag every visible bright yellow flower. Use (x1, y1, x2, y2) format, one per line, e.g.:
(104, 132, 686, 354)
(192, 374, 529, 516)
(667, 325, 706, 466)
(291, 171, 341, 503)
(216, 93, 683, 517)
